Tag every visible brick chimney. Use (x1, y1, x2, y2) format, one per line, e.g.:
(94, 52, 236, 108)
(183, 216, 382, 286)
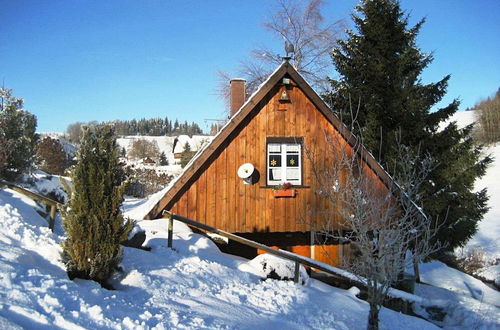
(230, 78, 246, 117)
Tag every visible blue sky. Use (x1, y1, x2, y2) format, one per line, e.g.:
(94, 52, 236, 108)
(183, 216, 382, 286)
(1, 0, 499, 133)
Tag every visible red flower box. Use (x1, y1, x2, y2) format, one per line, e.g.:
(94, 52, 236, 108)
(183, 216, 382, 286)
(273, 189, 296, 198)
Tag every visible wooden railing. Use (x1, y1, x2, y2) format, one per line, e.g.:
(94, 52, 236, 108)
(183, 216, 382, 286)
(0, 180, 62, 232)
(163, 211, 361, 285)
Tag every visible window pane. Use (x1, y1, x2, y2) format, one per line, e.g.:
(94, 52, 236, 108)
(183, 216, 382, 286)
(286, 168, 300, 181)
(269, 154, 281, 167)
(269, 168, 281, 180)
(286, 144, 300, 153)
(268, 144, 281, 153)
(286, 154, 299, 167)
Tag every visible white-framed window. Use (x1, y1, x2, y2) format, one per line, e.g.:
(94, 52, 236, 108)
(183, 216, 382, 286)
(267, 137, 303, 186)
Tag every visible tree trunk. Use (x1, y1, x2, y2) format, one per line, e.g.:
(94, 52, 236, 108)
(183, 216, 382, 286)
(367, 303, 379, 330)
(413, 255, 421, 283)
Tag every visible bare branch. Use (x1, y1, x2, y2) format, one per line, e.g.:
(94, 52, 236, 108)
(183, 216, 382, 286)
(304, 126, 445, 329)
(215, 0, 345, 112)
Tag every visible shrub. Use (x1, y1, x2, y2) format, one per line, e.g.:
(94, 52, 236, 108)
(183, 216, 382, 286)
(124, 167, 173, 198)
(61, 125, 133, 286)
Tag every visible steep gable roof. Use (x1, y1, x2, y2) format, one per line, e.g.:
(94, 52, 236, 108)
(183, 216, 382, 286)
(144, 61, 394, 219)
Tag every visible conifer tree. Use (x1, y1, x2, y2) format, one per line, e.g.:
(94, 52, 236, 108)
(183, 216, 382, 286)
(180, 142, 195, 168)
(61, 125, 133, 286)
(0, 88, 38, 181)
(159, 152, 168, 166)
(326, 0, 491, 250)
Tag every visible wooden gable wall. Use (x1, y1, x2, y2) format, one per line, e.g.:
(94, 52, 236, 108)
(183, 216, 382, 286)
(166, 76, 389, 234)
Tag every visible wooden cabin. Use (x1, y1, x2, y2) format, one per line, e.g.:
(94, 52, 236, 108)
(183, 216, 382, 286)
(145, 61, 395, 267)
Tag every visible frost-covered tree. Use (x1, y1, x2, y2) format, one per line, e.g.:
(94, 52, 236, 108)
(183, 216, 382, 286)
(0, 88, 38, 181)
(310, 133, 442, 330)
(61, 125, 133, 286)
(128, 138, 160, 160)
(159, 152, 168, 166)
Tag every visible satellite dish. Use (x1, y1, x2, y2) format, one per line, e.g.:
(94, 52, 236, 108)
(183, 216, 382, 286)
(237, 163, 255, 184)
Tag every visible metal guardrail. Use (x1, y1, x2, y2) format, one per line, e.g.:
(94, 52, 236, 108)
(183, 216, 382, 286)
(163, 211, 362, 285)
(0, 180, 62, 232)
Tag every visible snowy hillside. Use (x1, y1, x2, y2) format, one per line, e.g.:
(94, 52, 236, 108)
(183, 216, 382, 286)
(443, 111, 500, 283)
(0, 187, 441, 330)
(1, 177, 499, 329)
(114, 135, 213, 180)
(117, 135, 211, 162)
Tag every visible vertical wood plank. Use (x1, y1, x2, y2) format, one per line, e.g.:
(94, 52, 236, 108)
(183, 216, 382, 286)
(221, 146, 228, 231)
(226, 138, 236, 233)
(245, 115, 256, 233)
(260, 102, 269, 232)
(238, 122, 247, 232)
(206, 159, 216, 228)
(197, 170, 207, 223)
(233, 130, 241, 232)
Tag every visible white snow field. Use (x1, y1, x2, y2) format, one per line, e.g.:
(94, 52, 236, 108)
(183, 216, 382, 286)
(0, 186, 440, 330)
(1, 182, 499, 329)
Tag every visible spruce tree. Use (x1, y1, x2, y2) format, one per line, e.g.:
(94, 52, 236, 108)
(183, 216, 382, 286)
(326, 0, 491, 250)
(61, 125, 133, 286)
(159, 152, 168, 166)
(0, 88, 38, 181)
(180, 142, 195, 168)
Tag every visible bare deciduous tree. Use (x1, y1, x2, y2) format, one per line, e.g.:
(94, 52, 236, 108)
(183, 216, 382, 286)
(128, 139, 160, 160)
(216, 0, 344, 111)
(36, 136, 68, 175)
(307, 131, 443, 330)
(474, 88, 500, 144)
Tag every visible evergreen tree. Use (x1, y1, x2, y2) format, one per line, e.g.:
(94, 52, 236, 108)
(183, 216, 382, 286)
(159, 152, 168, 166)
(0, 88, 38, 181)
(326, 0, 491, 250)
(61, 125, 133, 286)
(180, 142, 195, 168)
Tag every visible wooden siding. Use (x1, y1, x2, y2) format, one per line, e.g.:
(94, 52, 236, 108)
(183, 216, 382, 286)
(169, 78, 388, 234)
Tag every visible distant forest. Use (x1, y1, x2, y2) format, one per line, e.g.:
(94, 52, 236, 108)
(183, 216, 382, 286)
(109, 117, 203, 136)
(65, 117, 205, 144)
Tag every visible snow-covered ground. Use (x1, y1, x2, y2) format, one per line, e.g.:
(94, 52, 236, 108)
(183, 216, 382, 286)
(415, 261, 500, 328)
(443, 111, 499, 284)
(117, 135, 211, 164)
(7, 114, 494, 329)
(1, 176, 499, 329)
(115, 135, 212, 181)
(1, 187, 442, 329)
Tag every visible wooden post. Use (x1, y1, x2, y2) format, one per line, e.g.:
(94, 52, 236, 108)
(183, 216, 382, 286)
(49, 205, 57, 232)
(167, 213, 173, 249)
(294, 261, 300, 283)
